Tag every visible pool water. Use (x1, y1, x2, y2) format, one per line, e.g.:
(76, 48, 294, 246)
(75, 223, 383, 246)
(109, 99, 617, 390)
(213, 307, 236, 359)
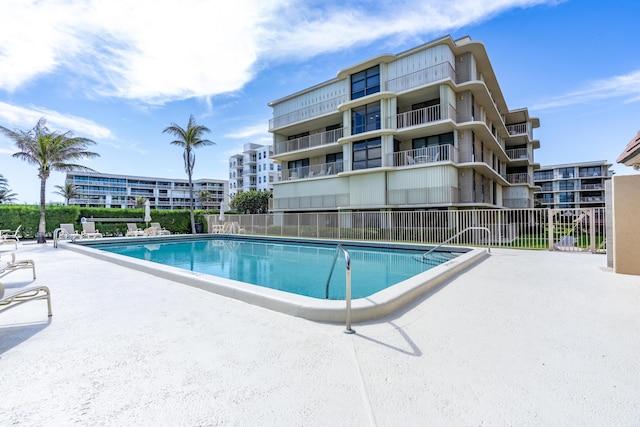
(97, 238, 458, 299)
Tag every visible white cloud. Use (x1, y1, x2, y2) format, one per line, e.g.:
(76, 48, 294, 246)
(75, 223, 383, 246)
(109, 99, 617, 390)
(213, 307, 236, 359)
(226, 123, 270, 139)
(0, 0, 559, 104)
(0, 102, 113, 139)
(532, 69, 640, 110)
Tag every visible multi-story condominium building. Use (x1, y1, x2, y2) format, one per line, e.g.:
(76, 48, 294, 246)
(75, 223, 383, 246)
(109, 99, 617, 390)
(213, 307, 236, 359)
(533, 161, 612, 209)
(267, 35, 540, 213)
(229, 143, 280, 198)
(65, 172, 228, 210)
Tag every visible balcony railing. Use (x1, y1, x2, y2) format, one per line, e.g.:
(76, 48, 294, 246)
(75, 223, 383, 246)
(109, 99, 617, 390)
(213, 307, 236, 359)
(579, 171, 605, 178)
(506, 148, 530, 161)
(282, 161, 344, 181)
(506, 173, 531, 185)
(390, 144, 458, 167)
(389, 104, 456, 131)
(274, 128, 343, 155)
(506, 123, 531, 138)
(269, 94, 348, 130)
(385, 62, 456, 93)
(581, 183, 603, 190)
(580, 196, 604, 203)
(534, 172, 554, 181)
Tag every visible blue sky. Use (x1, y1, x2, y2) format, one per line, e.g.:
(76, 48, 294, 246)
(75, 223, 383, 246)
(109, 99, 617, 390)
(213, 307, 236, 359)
(1, 0, 639, 204)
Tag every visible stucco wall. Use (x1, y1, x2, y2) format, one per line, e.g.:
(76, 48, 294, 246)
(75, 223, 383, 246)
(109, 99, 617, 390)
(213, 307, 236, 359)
(612, 175, 640, 275)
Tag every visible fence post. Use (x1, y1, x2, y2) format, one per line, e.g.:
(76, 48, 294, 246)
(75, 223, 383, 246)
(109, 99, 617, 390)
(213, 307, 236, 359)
(589, 208, 596, 254)
(548, 209, 554, 251)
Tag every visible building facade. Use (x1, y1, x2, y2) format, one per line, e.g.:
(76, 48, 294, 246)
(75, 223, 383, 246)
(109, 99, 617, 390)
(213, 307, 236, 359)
(533, 161, 612, 209)
(65, 172, 228, 210)
(229, 143, 280, 198)
(268, 35, 540, 213)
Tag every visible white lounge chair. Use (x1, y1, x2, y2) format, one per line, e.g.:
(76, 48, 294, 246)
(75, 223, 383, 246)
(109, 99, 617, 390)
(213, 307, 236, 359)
(59, 223, 81, 241)
(126, 223, 146, 237)
(1, 281, 52, 317)
(81, 222, 103, 239)
(150, 222, 171, 236)
(1, 252, 36, 280)
(0, 225, 21, 243)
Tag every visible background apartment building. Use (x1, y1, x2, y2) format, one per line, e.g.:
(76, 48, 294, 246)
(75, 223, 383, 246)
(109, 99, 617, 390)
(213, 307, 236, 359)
(268, 35, 540, 213)
(534, 161, 612, 209)
(65, 172, 228, 210)
(229, 143, 280, 198)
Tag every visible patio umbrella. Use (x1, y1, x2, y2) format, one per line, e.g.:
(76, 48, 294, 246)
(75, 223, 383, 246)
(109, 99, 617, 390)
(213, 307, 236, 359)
(144, 199, 151, 227)
(219, 201, 225, 223)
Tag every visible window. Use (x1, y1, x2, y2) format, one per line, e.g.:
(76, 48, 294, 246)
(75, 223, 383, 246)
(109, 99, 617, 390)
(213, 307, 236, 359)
(559, 180, 574, 191)
(353, 138, 381, 170)
(351, 65, 380, 99)
(559, 192, 574, 203)
(287, 158, 309, 177)
(352, 102, 380, 135)
(270, 164, 274, 170)
(326, 152, 343, 164)
(559, 167, 574, 179)
(412, 132, 454, 149)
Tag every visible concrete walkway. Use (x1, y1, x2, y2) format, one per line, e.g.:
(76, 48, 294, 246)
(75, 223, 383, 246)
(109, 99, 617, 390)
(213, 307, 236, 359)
(1, 242, 639, 426)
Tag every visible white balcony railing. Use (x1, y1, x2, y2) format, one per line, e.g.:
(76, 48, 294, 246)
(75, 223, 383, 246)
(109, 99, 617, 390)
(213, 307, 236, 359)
(274, 128, 343, 155)
(506, 148, 530, 161)
(269, 95, 348, 130)
(506, 173, 531, 185)
(390, 144, 458, 167)
(506, 123, 531, 138)
(385, 62, 456, 93)
(581, 184, 603, 190)
(282, 161, 344, 181)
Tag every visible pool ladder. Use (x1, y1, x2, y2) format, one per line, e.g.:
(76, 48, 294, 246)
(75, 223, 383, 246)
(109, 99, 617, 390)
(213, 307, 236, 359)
(325, 244, 355, 334)
(420, 227, 492, 261)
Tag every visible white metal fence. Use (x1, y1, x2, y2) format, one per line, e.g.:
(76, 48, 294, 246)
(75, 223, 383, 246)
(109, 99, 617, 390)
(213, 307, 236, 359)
(205, 208, 606, 253)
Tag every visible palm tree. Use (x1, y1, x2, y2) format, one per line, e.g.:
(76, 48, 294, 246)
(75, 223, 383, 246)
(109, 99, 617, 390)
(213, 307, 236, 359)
(0, 118, 99, 243)
(163, 115, 215, 234)
(53, 183, 79, 205)
(0, 174, 17, 204)
(197, 189, 213, 210)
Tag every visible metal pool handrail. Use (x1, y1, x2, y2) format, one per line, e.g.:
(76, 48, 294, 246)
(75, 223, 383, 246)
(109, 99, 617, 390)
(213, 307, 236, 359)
(325, 244, 355, 334)
(421, 227, 492, 259)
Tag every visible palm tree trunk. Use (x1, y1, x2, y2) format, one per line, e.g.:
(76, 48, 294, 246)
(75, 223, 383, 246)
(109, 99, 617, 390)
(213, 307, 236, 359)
(188, 172, 196, 234)
(38, 177, 47, 243)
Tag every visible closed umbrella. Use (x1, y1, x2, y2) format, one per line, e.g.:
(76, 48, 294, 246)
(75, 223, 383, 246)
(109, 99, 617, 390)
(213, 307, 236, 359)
(144, 199, 151, 227)
(219, 201, 225, 223)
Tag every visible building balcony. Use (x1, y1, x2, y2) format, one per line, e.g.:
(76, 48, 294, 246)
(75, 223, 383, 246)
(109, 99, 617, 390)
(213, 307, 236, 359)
(274, 128, 343, 155)
(506, 148, 531, 162)
(534, 172, 554, 181)
(384, 62, 456, 93)
(581, 183, 603, 190)
(282, 161, 343, 181)
(390, 144, 458, 167)
(506, 122, 533, 140)
(389, 104, 457, 130)
(580, 196, 604, 203)
(269, 94, 348, 130)
(506, 173, 532, 185)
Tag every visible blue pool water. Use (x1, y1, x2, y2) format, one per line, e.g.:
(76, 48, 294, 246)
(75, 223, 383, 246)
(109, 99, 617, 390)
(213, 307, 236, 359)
(94, 238, 460, 300)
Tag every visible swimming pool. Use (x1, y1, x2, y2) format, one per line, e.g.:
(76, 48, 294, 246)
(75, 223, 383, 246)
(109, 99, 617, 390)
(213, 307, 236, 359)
(65, 235, 489, 322)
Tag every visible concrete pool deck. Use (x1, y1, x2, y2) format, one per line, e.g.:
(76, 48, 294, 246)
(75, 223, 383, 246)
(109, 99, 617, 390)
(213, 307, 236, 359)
(1, 241, 639, 425)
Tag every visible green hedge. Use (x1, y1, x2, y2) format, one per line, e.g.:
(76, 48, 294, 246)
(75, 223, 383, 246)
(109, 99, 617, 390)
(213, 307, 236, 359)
(0, 205, 209, 238)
